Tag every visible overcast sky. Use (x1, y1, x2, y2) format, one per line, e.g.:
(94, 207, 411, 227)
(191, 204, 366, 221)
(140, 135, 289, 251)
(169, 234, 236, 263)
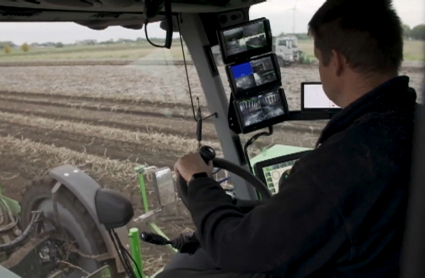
(0, 0, 423, 45)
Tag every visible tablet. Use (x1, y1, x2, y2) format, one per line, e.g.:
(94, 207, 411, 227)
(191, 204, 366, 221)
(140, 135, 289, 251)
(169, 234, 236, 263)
(301, 82, 341, 112)
(254, 151, 312, 194)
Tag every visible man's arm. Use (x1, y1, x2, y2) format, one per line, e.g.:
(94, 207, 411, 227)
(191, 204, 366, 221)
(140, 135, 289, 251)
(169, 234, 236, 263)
(187, 169, 349, 276)
(234, 199, 266, 214)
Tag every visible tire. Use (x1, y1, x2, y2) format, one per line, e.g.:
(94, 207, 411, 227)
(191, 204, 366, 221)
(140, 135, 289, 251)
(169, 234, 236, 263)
(19, 175, 124, 278)
(277, 57, 291, 68)
(277, 57, 285, 68)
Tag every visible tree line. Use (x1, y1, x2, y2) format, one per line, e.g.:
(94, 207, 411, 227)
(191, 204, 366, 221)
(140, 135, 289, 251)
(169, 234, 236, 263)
(403, 24, 425, 40)
(0, 37, 183, 54)
(287, 24, 425, 41)
(1, 24, 424, 54)
(2, 43, 29, 54)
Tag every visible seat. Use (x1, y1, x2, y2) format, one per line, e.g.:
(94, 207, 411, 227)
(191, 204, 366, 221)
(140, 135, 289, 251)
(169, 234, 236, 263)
(95, 188, 134, 230)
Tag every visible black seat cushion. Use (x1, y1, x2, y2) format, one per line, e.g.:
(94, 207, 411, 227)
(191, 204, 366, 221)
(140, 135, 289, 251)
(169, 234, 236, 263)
(95, 188, 134, 230)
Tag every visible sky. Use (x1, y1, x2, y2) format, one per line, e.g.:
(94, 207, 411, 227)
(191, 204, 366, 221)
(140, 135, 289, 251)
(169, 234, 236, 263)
(0, 0, 423, 45)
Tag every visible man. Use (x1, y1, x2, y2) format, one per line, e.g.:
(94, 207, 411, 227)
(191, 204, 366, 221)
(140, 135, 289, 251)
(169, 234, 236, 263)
(158, 0, 418, 277)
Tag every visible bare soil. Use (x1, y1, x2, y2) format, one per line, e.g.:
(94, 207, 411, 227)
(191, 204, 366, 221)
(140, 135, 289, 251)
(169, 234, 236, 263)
(0, 62, 422, 275)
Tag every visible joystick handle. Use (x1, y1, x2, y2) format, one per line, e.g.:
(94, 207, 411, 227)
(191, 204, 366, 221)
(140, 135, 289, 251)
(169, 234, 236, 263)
(199, 146, 216, 164)
(140, 232, 170, 245)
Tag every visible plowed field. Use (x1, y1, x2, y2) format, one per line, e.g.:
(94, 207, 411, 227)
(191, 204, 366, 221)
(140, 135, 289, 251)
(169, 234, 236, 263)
(0, 62, 422, 275)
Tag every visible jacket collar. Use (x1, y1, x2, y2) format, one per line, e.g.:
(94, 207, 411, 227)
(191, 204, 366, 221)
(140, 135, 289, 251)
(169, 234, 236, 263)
(316, 76, 417, 146)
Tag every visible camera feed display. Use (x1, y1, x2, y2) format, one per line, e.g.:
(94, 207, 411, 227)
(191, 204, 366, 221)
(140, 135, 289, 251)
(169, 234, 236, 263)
(231, 56, 278, 92)
(223, 21, 267, 56)
(237, 90, 285, 128)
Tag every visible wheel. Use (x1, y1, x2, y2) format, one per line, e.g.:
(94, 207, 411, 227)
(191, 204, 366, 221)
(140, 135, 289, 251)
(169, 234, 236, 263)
(19, 175, 124, 278)
(277, 57, 285, 68)
(278, 57, 292, 67)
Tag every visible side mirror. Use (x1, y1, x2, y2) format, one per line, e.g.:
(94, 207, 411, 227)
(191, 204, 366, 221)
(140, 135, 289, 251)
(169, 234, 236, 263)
(153, 167, 176, 208)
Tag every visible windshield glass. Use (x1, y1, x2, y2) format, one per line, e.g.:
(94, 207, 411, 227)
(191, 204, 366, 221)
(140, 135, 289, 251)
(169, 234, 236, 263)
(0, 23, 206, 277)
(0, 0, 422, 277)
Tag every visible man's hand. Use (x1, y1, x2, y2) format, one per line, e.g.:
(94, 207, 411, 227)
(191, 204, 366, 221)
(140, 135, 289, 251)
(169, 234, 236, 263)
(174, 153, 213, 182)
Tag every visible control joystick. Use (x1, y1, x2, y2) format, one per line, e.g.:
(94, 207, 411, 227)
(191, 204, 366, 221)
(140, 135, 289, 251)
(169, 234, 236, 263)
(199, 146, 216, 164)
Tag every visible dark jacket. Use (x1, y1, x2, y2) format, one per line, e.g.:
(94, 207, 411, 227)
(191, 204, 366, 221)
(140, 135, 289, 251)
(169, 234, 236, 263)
(187, 76, 417, 277)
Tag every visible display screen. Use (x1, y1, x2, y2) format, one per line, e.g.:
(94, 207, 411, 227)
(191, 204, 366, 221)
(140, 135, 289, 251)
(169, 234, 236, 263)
(237, 89, 285, 128)
(261, 159, 299, 194)
(218, 18, 273, 64)
(253, 151, 312, 195)
(302, 83, 340, 110)
(230, 55, 278, 93)
(223, 21, 268, 56)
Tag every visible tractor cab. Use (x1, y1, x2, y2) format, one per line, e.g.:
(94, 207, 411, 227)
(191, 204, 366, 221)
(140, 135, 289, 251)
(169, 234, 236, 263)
(0, 1, 423, 278)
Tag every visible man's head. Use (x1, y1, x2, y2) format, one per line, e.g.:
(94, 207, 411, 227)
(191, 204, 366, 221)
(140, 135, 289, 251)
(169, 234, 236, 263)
(308, 0, 404, 107)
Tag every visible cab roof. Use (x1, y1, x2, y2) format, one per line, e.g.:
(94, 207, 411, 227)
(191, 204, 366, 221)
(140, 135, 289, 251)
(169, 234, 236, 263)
(0, 0, 265, 30)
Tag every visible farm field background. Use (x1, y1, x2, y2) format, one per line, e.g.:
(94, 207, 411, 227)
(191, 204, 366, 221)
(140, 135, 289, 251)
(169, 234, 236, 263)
(1, 39, 424, 62)
(0, 40, 423, 274)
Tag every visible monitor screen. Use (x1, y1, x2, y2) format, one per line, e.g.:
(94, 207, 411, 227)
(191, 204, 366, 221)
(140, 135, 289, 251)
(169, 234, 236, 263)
(218, 18, 273, 64)
(223, 22, 267, 56)
(254, 151, 311, 194)
(227, 54, 281, 97)
(302, 83, 340, 110)
(237, 90, 285, 127)
(234, 88, 288, 134)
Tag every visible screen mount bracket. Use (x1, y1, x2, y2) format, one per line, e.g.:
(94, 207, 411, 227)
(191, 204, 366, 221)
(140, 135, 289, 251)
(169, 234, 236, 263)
(228, 93, 243, 134)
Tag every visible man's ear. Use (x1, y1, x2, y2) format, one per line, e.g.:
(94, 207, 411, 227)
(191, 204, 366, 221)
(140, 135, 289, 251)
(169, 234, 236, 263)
(331, 50, 346, 76)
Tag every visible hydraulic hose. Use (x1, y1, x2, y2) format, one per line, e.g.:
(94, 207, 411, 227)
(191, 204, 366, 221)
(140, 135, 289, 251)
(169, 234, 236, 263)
(0, 211, 42, 252)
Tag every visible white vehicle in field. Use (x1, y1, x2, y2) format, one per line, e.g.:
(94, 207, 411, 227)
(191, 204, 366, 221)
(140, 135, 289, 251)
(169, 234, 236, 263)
(272, 35, 300, 67)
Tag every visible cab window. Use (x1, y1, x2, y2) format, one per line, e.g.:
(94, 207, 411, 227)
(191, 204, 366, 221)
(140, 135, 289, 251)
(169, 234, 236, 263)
(278, 40, 288, 47)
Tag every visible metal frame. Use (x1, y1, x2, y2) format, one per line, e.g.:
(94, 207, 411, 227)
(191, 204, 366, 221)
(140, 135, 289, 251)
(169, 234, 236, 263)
(179, 13, 258, 200)
(132, 166, 178, 278)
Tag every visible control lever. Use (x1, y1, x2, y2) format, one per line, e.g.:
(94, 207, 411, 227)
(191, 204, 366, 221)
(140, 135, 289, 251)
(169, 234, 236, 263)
(195, 98, 218, 150)
(140, 232, 170, 246)
(196, 104, 202, 149)
(199, 145, 216, 164)
(140, 231, 200, 255)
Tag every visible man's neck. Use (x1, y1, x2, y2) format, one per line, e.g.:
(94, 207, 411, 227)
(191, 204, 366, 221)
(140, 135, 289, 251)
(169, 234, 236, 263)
(338, 72, 398, 108)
